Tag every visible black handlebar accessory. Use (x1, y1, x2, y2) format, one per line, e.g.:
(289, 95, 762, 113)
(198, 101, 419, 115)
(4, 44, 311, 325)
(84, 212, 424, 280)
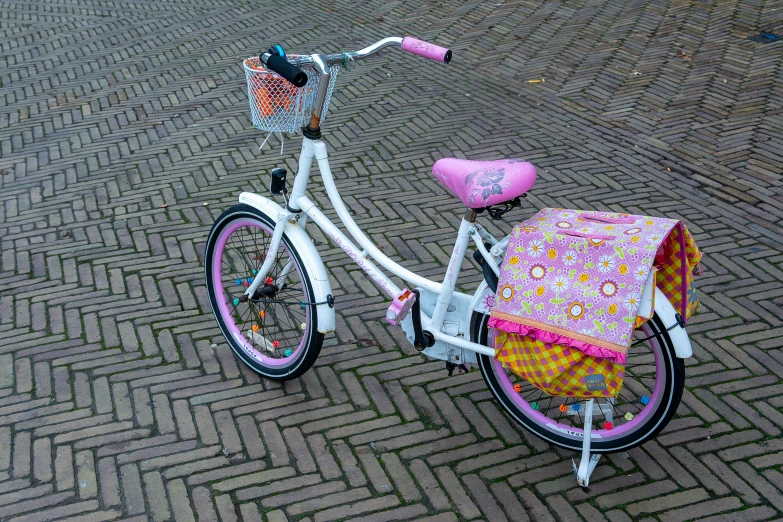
(263, 46, 308, 88)
(270, 168, 287, 195)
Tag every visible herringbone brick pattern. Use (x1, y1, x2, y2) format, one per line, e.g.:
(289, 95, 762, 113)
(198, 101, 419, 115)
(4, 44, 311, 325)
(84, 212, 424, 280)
(1, 0, 782, 520)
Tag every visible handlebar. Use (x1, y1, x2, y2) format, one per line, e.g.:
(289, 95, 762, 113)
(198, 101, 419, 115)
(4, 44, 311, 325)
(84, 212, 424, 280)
(258, 36, 451, 137)
(259, 36, 452, 85)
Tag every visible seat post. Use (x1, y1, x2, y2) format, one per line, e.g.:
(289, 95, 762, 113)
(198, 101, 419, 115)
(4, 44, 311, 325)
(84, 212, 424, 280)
(464, 208, 478, 223)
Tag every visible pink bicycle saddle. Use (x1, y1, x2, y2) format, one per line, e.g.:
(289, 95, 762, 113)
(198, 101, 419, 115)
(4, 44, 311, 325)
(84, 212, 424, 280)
(432, 158, 537, 209)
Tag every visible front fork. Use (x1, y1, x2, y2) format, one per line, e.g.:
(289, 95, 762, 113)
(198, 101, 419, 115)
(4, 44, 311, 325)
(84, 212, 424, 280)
(242, 210, 308, 300)
(244, 139, 319, 300)
(274, 214, 307, 288)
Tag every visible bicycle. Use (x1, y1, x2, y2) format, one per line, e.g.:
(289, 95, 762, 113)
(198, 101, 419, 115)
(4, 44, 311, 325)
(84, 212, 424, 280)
(204, 37, 694, 487)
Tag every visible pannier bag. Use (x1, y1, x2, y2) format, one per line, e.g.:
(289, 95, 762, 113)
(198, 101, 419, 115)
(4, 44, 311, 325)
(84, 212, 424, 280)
(488, 208, 702, 398)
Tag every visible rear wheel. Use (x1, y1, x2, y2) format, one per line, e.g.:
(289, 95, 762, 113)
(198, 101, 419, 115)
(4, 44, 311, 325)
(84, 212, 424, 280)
(472, 310, 684, 452)
(205, 204, 323, 380)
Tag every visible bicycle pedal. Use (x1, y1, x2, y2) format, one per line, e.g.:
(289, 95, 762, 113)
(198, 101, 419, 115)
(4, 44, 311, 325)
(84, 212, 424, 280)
(385, 288, 416, 326)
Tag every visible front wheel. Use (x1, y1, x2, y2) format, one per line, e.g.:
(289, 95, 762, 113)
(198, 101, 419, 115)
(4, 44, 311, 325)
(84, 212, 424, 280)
(472, 310, 685, 453)
(205, 204, 323, 380)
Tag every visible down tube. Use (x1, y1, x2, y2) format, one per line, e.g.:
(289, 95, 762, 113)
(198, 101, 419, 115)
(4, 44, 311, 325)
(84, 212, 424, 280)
(300, 197, 402, 299)
(311, 141, 441, 295)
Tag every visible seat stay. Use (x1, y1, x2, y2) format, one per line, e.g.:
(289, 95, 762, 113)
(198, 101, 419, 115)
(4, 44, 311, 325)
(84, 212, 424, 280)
(474, 222, 500, 246)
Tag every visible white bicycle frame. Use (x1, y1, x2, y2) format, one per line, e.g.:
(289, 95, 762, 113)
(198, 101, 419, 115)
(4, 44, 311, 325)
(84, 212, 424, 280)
(236, 37, 694, 488)
(242, 136, 501, 360)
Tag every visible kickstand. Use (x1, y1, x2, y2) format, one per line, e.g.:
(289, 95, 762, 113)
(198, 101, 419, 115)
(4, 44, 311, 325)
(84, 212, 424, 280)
(445, 362, 469, 376)
(572, 398, 601, 491)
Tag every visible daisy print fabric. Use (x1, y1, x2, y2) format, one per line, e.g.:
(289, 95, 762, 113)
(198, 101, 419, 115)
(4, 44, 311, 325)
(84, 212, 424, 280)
(489, 208, 702, 363)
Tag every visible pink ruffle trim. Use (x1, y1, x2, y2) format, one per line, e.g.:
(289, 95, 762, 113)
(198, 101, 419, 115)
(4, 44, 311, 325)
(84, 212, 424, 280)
(487, 317, 628, 365)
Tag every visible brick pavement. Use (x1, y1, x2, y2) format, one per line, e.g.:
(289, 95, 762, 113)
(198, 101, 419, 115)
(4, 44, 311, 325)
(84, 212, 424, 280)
(0, 0, 782, 520)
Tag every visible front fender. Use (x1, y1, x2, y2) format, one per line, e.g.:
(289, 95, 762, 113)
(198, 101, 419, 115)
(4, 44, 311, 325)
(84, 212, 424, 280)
(238, 192, 335, 334)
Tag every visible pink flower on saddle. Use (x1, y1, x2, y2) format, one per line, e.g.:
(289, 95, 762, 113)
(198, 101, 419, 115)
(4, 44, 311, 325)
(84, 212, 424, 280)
(464, 168, 510, 206)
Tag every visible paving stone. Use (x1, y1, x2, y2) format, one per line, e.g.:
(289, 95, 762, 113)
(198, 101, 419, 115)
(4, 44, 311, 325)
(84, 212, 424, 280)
(658, 497, 744, 522)
(381, 452, 420, 501)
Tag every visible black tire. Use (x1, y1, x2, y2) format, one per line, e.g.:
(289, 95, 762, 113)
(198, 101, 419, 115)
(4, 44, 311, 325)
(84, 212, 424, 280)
(205, 204, 323, 380)
(471, 310, 685, 452)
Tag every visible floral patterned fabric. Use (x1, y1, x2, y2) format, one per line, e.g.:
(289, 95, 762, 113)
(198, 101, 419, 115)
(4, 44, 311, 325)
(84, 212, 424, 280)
(488, 208, 702, 364)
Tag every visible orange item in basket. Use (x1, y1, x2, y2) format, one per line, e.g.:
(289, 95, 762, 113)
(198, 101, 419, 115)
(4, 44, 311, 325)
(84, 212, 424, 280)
(253, 87, 275, 118)
(266, 82, 288, 110)
(251, 78, 298, 117)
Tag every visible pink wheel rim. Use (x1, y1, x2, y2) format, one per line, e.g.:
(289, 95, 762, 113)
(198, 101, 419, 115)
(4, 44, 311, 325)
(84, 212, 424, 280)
(211, 218, 309, 367)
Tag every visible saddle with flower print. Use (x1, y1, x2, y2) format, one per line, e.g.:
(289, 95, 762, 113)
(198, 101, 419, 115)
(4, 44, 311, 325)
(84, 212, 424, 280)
(488, 208, 703, 365)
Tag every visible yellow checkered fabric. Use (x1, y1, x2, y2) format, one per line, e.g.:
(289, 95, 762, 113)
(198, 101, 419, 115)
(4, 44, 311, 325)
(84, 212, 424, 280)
(656, 224, 703, 320)
(495, 331, 625, 398)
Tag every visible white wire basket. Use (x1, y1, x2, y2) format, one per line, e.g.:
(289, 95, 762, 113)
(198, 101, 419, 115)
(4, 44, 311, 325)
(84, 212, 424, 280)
(244, 56, 341, 134)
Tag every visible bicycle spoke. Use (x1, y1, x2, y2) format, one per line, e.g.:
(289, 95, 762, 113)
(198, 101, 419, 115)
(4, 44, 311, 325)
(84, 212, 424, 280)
(228, 234, 254, 275)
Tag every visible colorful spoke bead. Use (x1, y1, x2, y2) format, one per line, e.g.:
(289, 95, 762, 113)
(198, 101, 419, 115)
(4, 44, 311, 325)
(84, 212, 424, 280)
(243, 281, 250, 287)
(513, 383, 522, 393)
(272, 340, 280, 348)
(301, 322, 306, 330)
(300, 302, 307, 309)
(252, 269, 258, 275)
(559, 404, 568, 413)
(284, 349, 293, 357)
(265, 277, 273, 285)
(252, 325, 259, 332)
(531, 402, 539, 410)
(232, 298, 240, 306)
(247, 278, 253, 284)
(640, 395, 650, 405)
(624, 412, 634, 421)
(572, 402, 580, 411)
(604, 422, 613, 430)
(259, 310, 265, 318)
(235, 279, 242, 285)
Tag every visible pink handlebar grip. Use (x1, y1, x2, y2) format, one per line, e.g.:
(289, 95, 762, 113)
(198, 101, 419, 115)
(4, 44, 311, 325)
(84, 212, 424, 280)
(401, 37, 452, 64)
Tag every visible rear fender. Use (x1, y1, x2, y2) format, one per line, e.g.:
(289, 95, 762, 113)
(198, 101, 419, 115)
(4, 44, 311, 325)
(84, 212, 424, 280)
(653, 287, 692, 359)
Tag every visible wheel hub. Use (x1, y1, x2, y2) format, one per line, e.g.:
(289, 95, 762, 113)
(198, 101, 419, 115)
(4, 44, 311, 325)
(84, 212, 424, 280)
(257, 284, 279, 299)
